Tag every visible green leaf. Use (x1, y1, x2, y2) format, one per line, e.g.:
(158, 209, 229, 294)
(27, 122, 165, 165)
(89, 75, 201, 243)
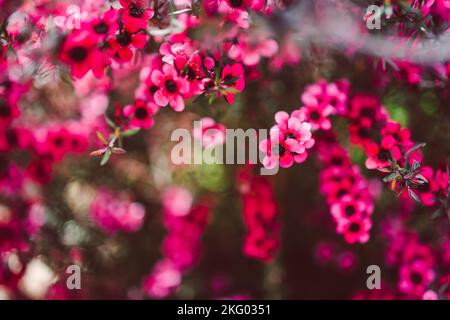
(96, 131, 109, 145)
(100, 149, 112, 166)
(105, 116, 116, 129)
(383, 173, 397, 183)
(120, 128, 141, 137)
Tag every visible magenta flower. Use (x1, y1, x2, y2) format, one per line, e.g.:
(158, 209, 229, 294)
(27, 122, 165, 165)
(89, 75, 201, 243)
(228, 35, 278, 66)
(299, 104, 335, 131)
(119, 0, 154, 33)
(106, 31, 148, 63)
(59, 30, 110, 78)
(259, 111, 315, 169)
(123, 99, 159, 129)
(150, 64, 189, 111)
(221, 63, 245, 105)
(331, 195, 373, 222)
(399, 260, 435, 297)
(90, 189, 146, 234)
(193, 117, 226, 148)
(301, 80, 349, 115)
(336, 216, 372, 244)
(143, 259, 182, 299)
(86, 8, 119, 41)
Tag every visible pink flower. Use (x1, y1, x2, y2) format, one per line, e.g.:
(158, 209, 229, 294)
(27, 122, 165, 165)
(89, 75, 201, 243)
(259, 111, 315, 169)
(119, 0, 154, 33)
(299, 104, 335, 130)
(106, 31, 148, 63)
(301, 80, 349, 115)
(150, 64, 189, 111)
(422, 290, 439, 300)
(365, 142, 402, 170)
(123, 99, 159, 129)
(336, 216, 372, 244)
(243, 226, 278, 262)
(90, 189, 146, 234)
(399, 260, 435, 297)
(228, 36, 278, 66)
(193, 117, 226, 148)
(59, 30, 110, 78)
(162, 186, 193, 217)
(331, 195, 373, 222)
(221, 63, 245, 105)
(86, 8, 119, 41)
(143, 259, 182, 299)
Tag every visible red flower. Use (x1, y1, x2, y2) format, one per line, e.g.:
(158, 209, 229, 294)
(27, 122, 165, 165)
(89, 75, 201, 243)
(86, 9, 119, 41)
(119, 0, 154, 33)
(336, 216, 372, 244)
(59, 30, 110, 78)
(220, 63, 245, 105)
(106, 31, 147, 63)
(123, 99, 159, 129)
(150, 64, 189, 111)
(365, 142, 402, 170)
(25, 158, 53, 184)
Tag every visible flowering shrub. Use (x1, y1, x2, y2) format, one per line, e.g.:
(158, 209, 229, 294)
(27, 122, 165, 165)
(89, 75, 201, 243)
(0, 0, 449, 300)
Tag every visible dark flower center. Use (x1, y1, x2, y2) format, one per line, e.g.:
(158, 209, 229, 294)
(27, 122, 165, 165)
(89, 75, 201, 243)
(345, 205, 356, 217)
(129, 5, 145, 18)
(165, 80, 178, 93)
(357, 127, 371, 139)
(2, 81, 12, 89)
(349, 222, 360, 232)
(135, 107, 149, 119)
(94, 22, 109, 34)
(285, 132, 296, 140)
(203, 80, 215, 90)
(417, 182, 430, 193)
(331, 157, 343, 166)
(71, 139, 80, 149)
(68, 46, 88, 62)
(278, 144, 286, 156)
(186, 67, 196, 80)
(6, 129, 18, 146)
(229, 0, 243, 8)
(337, 189, 348, 198)
(378, 149, 390, 162)
(149, 85, 158, 95)
(0, 101, 11, 118)
(310, 111, 320, 120)
(360, 107, 375, 118)
(223, 74, 236, 85)
(410, 272, 423, 285)
(117, 32, 132, 46)
(53, 137, 64, 147)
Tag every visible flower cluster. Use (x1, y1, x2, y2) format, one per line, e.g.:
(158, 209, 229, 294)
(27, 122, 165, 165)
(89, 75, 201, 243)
(259, 111, 315, 169)
(237, 167, 279, 262)
(90, 189, 146, 234)
(383, 221, 437, 298)
(318, 136, 374, 244)
(144, 187, 209, 298)
(346, 94, 448, 207)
